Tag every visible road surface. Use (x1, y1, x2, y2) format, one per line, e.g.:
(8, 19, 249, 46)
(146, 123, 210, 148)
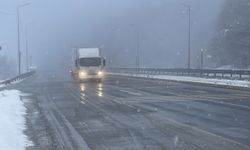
(11, 72, 250, 150)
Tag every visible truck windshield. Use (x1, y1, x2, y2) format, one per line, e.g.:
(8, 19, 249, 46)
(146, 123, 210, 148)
(78, 57, 101, 67)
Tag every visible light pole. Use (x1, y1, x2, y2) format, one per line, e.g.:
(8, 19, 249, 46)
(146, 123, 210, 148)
(131, 25, 140, 68)
(200, 49, 204, 69)
(17, 3, 30, 75)
(29, 55, 32, 68)
(129, 24, 141, 68)
(136, 27, 140, 68)
(181, 4, 191, 69)
(25, 22, 33, 72)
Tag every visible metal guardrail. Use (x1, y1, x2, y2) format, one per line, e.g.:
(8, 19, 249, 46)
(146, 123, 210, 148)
(109, 68, 250, 80)
(0, 71, 36, 85)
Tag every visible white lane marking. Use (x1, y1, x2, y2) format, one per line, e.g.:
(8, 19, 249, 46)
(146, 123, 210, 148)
(119, 89, 142, 96)
(137, 93, 250, 110)
(176, 93, 250, 110)
(198, 99, 250, 110)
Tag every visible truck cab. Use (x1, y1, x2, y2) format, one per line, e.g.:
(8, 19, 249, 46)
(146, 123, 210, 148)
(71, 48, 106, 82)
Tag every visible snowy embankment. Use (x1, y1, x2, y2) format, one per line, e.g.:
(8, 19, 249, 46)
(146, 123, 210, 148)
(0, 90, 32, 150)
(0, 80, 5, 88)
(111, 73, 250, 88)
(0, 78, 24, 89)
(0, 81, 3, 88)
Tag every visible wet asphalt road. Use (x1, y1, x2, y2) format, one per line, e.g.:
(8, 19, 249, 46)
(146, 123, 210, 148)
(14, 73, 250, 150)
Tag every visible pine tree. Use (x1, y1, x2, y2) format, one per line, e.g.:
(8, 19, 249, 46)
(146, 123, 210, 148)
(209, 0, 250, 68)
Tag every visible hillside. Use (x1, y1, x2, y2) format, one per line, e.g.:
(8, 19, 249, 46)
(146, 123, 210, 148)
(209, 0, 250, 68)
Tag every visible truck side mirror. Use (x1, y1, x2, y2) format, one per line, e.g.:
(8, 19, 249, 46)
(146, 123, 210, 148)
(103, 59, 106, 66)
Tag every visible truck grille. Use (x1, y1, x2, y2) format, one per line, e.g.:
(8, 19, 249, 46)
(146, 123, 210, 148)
(88, 71, 97, 75)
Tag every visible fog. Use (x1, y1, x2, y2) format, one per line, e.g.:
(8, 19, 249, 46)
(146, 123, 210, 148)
(0, 0, 224, 76)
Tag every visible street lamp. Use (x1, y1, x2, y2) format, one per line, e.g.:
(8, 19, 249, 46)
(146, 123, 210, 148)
(29, 55, 32, 68)
(130, 25, 140, 68)
(17, 3, 30, 75)
(25, 22, 34, 72)
(136, 27, 140, 68)
(200, 49, 205, 69)
(181, 4, 191, 69)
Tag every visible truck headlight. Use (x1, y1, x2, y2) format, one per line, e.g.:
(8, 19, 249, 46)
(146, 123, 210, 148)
(98, 71, 103, 76)
(79, 71, 87, 78)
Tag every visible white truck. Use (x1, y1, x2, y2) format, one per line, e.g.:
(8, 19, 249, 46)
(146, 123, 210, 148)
(71, 48, 106, 81)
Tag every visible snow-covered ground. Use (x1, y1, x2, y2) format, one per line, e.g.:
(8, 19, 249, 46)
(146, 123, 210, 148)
(111, 73, 250, 88)
(0, 90, 32, 150)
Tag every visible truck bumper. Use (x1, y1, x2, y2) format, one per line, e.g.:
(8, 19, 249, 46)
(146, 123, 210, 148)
(78, 75, 103, 82)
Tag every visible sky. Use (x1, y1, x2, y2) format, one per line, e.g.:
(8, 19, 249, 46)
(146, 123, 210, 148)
(0, 0, 225, 74)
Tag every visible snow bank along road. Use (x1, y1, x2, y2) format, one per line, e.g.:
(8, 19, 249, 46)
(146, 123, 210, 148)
(0, 90, 32, 150)
(12, 73, 250, 150)
(111, 73, 250, 89)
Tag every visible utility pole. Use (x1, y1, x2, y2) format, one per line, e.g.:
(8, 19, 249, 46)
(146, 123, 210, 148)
(181, 4, 191, 69)
(200, 49, 204, 69)
(17, 7, 21, 75)
(25, 25, 28, 72)
(17, 3, 30, 75)
(25, 22, 33, 72)
(188, 6, 191, 69)
(136, 28, 140, 68)
(29, 55, 32, 68)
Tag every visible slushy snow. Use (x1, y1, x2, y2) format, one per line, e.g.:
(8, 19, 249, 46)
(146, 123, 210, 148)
(0, 90, 32, 150)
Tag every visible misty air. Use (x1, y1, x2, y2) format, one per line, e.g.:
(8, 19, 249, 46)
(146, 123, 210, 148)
(0, 0, 250, 150)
